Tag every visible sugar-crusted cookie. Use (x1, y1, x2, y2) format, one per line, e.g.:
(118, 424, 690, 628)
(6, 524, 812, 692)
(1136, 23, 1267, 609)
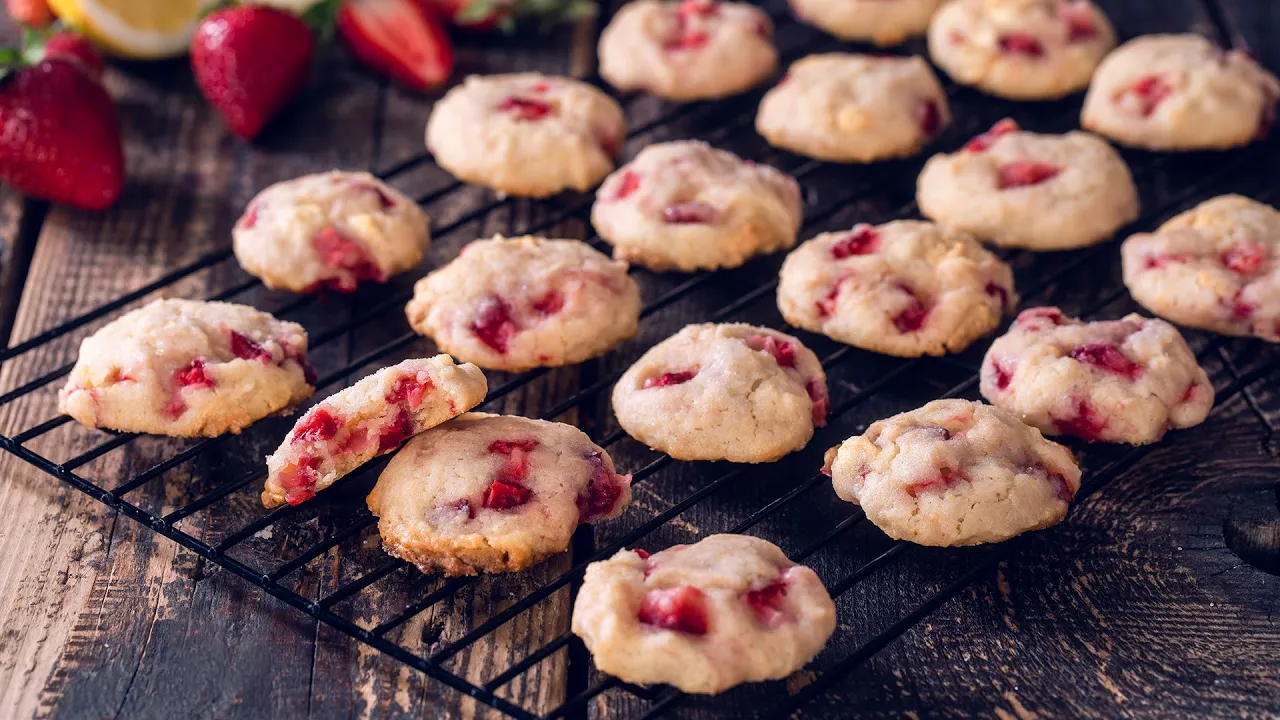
(591, 141, 803, 272)
(425, 73, 627, 197)
(1121, 195, 1280, 342)
(756, 53, 952, 163)
(598, 0, 777, 101)
(367, 413, 632, 575)
(777, 220, 1016, 357)
(612, 323, 829, 463)
(261, 356, 487, 508)
(980, 308, 1213, 445)
(233, 171, 430, 293)
(917, 119, 1139, 250)
(789, 0, 945, 46)
(1081, 34, 1280, 151)
(824, 398, 1082, 547)
(405, 235, 642, 371)
(59, 299, 315, 438)
(928, 0, 1116, 100)
(572, 534, 836, 694)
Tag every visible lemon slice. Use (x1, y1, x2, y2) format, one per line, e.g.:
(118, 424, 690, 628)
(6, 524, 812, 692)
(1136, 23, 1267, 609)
(47, 0, 219, 60)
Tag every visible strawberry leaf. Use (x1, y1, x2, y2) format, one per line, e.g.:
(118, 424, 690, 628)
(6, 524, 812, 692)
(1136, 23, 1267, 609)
(456, 0, 502, 24)
(302, 0, 344, 43)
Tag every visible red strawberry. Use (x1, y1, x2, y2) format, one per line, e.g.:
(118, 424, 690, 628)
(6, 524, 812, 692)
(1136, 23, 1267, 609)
(0, 52, 124, 210)
(5, 0, 52, 27)
(191, 7, 316, 141)
(40, 32, 104, 80)
(337, 0, 454, 92)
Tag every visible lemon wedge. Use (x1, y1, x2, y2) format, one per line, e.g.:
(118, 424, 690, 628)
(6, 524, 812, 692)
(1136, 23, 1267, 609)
(47, 0, 220, 60)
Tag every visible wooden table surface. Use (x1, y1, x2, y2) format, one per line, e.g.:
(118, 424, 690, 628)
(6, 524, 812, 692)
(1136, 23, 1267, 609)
(2, 2, 1279, 718)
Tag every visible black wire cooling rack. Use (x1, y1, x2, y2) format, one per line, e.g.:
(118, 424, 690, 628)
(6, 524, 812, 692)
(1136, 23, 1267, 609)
(2, 1, 1278, 718)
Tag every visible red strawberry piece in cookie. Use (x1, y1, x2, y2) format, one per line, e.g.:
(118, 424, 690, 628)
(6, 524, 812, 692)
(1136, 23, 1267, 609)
(262, 356, 487, 508)
(367, 414, 632, 576)
(572, 534, 836, 694)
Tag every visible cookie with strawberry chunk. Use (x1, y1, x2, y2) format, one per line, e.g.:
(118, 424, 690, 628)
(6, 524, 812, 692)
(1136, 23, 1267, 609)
(917, 119, 1139, 250)
(573, 535, 834, 691)
(262, 355, 487, 508)
(233, 171, 429, 294)
(598, 0, 777, 101)
(824, 399, 1082, 547)
(777, 220, 1016, 358)
(756, 53, 951, 163)
(591, 141, 803, 272)
(611, 323, 829, 463)
(981, 308, 1213, 445)
(1122, 195, 1280, 343)
(366, 413, 632, 575)
(1081, 34, 1279, 151)
(571, 534, 836, 694)
(927, 0, 1116, 100)
(58, 299, 315, 438)
(789, 0, 944, 46)
(405, 235, 642, 371)
(425, 73, 627, 197)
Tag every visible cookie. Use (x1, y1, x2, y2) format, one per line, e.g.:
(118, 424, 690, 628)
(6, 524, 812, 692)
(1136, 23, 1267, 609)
(917, 119, 1140, 250)
(405, 235, 642, 371)
(777, 220, 1017, 357)
(980, 308, 1213, 445)
(571, 534, 836, 694)
(233, 171, 430, 293)
(366, 413, 632, 576)
(1081, 34, 1280, 151)
(425, 73, 627, 197)
(823, 399, 1082, 547)
(598, 0, 777, 101)
(789, 0, 945, 46)
(611, 323, 828, 463)
(927, 0, 1116, 100)
(1121, 195, 1280, 342)
(59, 299, 314, 438)
(261, 356, 487, 508)
(756, 53, 951, 163)
(591, 141, 803, 272)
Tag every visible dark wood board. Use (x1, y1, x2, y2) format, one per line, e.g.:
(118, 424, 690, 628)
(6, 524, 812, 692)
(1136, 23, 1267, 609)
(0, 1, 1278, 719)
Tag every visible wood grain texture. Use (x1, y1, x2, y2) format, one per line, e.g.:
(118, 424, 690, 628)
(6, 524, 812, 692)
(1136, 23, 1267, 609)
(3, 1, 1280, 719)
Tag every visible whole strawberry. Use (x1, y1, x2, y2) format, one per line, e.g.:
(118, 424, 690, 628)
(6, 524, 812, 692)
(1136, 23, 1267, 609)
(0, 36, 124, 211)
(191, 7, 316, 141)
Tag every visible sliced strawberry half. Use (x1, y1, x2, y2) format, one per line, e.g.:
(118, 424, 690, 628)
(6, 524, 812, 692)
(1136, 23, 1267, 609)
(338, 0, 456, 93)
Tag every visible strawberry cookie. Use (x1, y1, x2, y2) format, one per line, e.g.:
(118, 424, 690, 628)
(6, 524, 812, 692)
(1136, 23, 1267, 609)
(789, 0, 945, 46)
(598, 0, 778, 101)
(404, 235, 642, 371)
(571, 534, 836, 694)
(261, 356, 487, 508)
(777, 220, 1016, 357)
(367, 413, 632, 575)
(591, 141, 803, 272)
(425, 73, 627, 197)
(233, 171, 429, 293)
(927, 0, 1116, 100)
(824, 399, 1082, 547)
(1121, 195, 1280, 343)
(612, 323, 829, 463)
(1081, 34, 1280, 151)
(917, 119, 1139, 250)
(59, 299, 315, 438)
(756, 54, 951, 163)
(981, 308, 1213, 445)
